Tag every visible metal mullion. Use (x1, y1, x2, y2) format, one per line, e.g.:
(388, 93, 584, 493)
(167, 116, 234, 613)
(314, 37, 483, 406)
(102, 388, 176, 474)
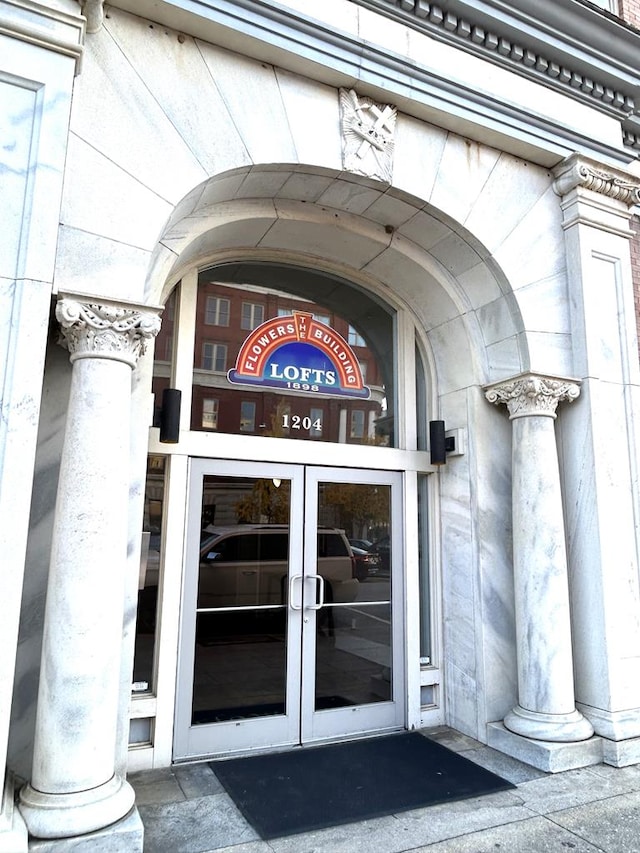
(195, 605, 286, 613)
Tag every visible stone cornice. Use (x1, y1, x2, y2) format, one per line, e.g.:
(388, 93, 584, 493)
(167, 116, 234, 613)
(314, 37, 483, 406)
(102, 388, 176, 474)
(0, 1, 85, 70)
(484, 372, 581, 419)
(106, 0, 637, 166)
(56, 296, 161, 368)
(553, 154, 640, 206)
(354, 0, 640, 152)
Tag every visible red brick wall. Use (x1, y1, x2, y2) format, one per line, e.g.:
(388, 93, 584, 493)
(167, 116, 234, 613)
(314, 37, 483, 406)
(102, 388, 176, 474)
(631, 215, 640, 360)
(617, 0, 640, 28)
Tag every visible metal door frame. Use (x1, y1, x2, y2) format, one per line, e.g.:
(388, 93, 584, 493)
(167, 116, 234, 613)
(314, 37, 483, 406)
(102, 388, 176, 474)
(173, 459, 404, 760)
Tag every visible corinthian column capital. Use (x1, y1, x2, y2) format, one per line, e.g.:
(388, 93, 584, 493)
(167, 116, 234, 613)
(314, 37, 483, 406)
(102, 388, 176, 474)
(484, 372, 581, 419)
(553, 154, 640, 207)
(56, 296, 161, 367)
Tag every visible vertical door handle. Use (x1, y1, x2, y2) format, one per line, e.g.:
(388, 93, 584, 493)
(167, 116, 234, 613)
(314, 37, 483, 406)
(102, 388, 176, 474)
(289, 574, 303, 610)
(306, 574, 325, 610)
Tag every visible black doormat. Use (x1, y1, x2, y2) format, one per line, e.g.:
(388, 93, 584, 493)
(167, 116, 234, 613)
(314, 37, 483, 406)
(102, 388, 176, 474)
(211, 732, 514, 839)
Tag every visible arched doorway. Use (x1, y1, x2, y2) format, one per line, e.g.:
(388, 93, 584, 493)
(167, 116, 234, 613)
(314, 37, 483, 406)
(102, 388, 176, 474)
(133, 165, 527, 765)
(141, 261, 435, 760)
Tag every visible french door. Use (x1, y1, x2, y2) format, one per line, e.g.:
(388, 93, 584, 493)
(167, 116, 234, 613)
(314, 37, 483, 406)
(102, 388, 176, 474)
(174, 458, 404, 760)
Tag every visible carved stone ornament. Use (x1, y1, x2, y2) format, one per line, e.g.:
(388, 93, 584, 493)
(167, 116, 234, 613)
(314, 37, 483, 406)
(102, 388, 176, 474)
(340, 89, 397, 183)
(553, 156, 640, 207)
(484, 373, 580, 419)
(56, 299, 161, 367)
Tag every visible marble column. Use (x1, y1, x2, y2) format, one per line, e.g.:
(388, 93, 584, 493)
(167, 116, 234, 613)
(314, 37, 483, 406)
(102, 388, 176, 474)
(19, 297, 160, 839)
(485, 373, 593, 743)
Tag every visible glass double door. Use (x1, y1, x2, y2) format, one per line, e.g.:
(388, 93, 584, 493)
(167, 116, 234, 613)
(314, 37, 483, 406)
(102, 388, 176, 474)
(174, 459, 404, 760)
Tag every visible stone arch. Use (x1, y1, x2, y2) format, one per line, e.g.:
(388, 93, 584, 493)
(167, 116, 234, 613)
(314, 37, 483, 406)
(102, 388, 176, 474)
(145, 165, 534, 392)
(63, 7, 570, 381)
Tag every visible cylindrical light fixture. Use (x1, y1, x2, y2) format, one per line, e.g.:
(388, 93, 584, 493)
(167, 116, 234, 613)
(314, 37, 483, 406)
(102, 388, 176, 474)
(159, 388, 181, 444)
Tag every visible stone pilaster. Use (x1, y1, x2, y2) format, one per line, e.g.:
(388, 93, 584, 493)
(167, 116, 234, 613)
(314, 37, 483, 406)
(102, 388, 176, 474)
(19, 297, 160, 840)
(485, 373, 593, 744)
(552, 155, 640, 764)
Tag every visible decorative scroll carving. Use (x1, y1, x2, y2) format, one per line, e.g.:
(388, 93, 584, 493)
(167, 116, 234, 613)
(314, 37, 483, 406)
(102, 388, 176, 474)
(80, 0, 105, 33)
(57, 299, 161, 367)
(485, 373, 580, 419)
(553, 156, 640, 207)
(340, 89, 396, 183)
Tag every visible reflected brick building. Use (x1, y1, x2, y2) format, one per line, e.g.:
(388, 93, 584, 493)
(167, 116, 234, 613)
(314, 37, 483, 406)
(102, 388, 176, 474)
(153, 281, 387, 444)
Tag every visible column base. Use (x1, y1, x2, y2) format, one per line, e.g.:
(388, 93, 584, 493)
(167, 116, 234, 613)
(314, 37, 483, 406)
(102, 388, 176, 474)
(19, 774, 135, 840)
(504, 704, 594, 742)
(28, 807, 142, 852)
(577, 702, 640, 742)
(0, 771, 27, 853)
(601, 735, 640, 767)
(487, 722, 603, 773)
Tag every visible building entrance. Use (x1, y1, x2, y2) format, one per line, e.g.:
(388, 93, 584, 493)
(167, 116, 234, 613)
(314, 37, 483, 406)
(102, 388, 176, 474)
(174, 458, 404, 760)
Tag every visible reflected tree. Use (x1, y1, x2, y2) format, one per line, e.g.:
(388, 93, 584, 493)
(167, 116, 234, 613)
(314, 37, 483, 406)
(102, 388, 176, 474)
(321, 483, 389, 539)
(236, 478, 290, 523)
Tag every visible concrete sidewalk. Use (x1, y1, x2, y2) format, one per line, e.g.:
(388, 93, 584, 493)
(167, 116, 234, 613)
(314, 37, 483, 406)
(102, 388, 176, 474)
(130, 728, 640, 852)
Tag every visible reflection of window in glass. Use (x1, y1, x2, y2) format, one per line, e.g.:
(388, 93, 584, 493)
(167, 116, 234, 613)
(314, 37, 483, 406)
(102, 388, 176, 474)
(205, 296, 230, 326)
(202, 398, 219, 430)
(310, 407, 323, 437)
(163, 336, 173, 362)
(348, 325, 366, 347)
(241, 302, 264, 331)
(153, 287, 176, 370)
(240, 401, 256, 432)
(418, 473, 431, 663)
(350, 409, 365, 439)
(133, 455, 166, 696)
(416, 342, 427, 452)
(191, 273, 396, 445)
(202, 342, 227, 372)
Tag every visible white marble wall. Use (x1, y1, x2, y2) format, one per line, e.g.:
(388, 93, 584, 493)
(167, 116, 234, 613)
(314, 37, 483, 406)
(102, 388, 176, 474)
(1, 2, 82, 847)
(50, 5, 580, 753)
(555, 175, 640, 758)
(9, 345, 71, 783)
(437, 385, 517, 733)
(6, 2, 639, 794)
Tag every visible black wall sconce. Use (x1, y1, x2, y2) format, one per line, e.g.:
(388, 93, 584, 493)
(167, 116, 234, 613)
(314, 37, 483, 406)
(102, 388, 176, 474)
(429, 420, 456, 465)
(159, 388, 181, 444)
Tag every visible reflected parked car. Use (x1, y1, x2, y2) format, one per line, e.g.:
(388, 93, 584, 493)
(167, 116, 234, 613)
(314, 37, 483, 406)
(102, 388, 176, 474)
(372, 534, 390, 574)
(348, 538, 374, 552)
(351, 546, 381, 581)
(198, 525, 360, 608)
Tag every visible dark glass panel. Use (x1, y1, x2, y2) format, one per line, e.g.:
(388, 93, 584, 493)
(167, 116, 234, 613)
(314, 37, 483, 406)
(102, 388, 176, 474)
(191, 474, 291, 725)
(314, 482, 392, 710)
